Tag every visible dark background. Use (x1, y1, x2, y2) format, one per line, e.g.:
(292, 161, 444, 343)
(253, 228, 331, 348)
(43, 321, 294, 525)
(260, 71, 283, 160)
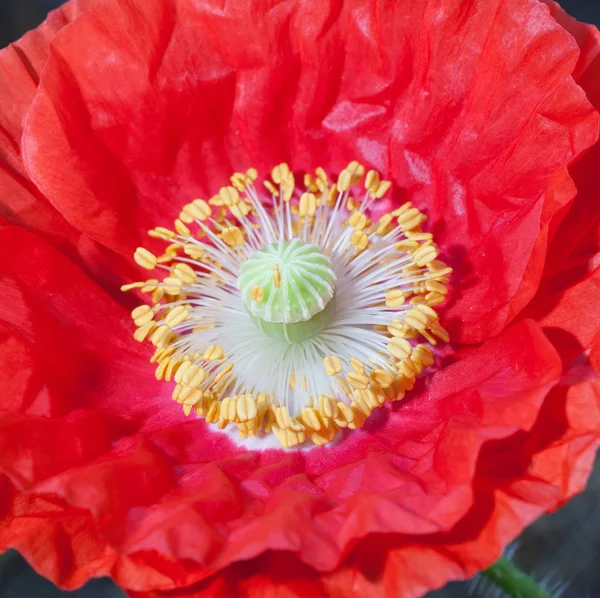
(1, 1, 599, 597)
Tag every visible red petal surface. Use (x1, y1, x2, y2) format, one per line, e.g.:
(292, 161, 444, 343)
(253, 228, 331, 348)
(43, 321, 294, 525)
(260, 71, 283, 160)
(19, 0, 598, 342)
(0, 1, 86, 244)
(521, 2, 600, 368)
(126, 375, 600, 598)
(1, 1, 600, 596)
(0, 226, 565, 594)
(0, 0, 138, 298)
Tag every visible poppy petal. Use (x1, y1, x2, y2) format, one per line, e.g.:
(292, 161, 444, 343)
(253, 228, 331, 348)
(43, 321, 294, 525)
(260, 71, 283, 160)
(19, 0, 599, 342)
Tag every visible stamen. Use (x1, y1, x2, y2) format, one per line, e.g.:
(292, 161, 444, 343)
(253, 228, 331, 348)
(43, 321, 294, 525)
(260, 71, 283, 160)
(123, 163, 451, 448)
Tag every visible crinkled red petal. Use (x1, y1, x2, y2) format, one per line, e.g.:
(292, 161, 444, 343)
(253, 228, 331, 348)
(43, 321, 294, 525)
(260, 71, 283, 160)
(0, 226, 564, 594)
(20, 0, 598, 342)
(125, 375, 600, 598)
(523, 1, 600, 368)
(0, 0, 138, 298)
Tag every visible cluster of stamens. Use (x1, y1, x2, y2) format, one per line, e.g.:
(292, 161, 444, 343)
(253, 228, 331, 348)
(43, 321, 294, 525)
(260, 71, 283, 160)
(123, 162, 451, 448)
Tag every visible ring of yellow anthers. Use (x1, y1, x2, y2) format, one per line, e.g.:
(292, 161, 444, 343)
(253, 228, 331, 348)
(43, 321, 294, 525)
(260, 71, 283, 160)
(123, 162, 451, 448)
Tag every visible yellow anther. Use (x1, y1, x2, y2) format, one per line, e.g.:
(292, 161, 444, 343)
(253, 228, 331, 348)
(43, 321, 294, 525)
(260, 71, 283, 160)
(121, 281, 145, 292)
(365, 169, 380, 193)
(415, 303, 438, 320)
(376, 213, 393, 236)
(174, 263, 196, 284)
(134, 321, 155, 342)
(301, 407, 322, 431)
(221, 226, 244, 246)
(394, 240, 420, 252)
(281, 175, 295, 203)
(164, 243, 180, 256)
(385, 289, 405, 308)
(150, 325, 173, 348)
(250, 284, 264, 303)
(370, 369, 394, 388)
(274, 406, 291, 430)
(315, 177, 328, 194)
(349, 229, 369, 251)
(165, 358, 181, 382)
(230, 201, 251, 219)
(231, 172, 248, 192)
(348, 211, 368, 231)
(323, 355, 343, 376)
(220, 397, 238, 425)
(237, 395, 257, 422)
(162, 277, 183, 295)
(315, 167, 328, 183)
(299, 192, 317, 217)
(272, 163, 291, 184)
(388, 319, 413, 338)
(304, 173, 318, 192)
(405, 309, 429, 330)
(214, 363, 233, 384)
(151, 345, 174, 364)
(193, 199, 212, 220)
(354, 397, 372, 417)
(412, 344, 435, 368)
(276, 426, 306, 448)
(430, 321, 450, 343)
(346, 196, 360, 211)
(205, 401, 220, 424)
(374, 180, 391, 198)
(335, 402, 355, 426)
(174, 361, 191, 384)
(427, 260, 453, 279)
(288, 416, 306, 434)
(246, 167, 258, 181)
(426, 280, 448, 295)
(350, 357, 365, 376)
(264, 180, 280, 197)
(148, 227, 176, 240)
(182, 364, 207, 388)
(219, 186, 240, 206)
(337, 376, 353, 398)
(134, 247, 157, 270)
(131, 305, 153, 327)
(327, 184, 337, 206)
(397, 358, 418, 378)
(174, 219, 191, 236)
(336, 169, 352, 192)
(203, 344, 224, 361)
(208, 194, 223, 206)
(165, 305, 189, 328)
(363, 386, 387, 408)
(346, 371, 369, 390)
(317, 394, 338, 419)
(391, 202, 412, 217)
(184, 244, 205, 260)
(412, 243, 438, 267)
(273, 264, 281, 288)
(407, 232, 433, 241)
(181, 199, 212, 222)
(155, 358, 170, 381)
(346, 161, 365, 184)
(387, 337, 413, 360)
(397, 208, 426, 231)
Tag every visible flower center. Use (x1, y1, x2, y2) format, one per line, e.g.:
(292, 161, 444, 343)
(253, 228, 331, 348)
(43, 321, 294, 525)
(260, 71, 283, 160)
(123, 162, 452, 449)
(238, 239, 336, 342)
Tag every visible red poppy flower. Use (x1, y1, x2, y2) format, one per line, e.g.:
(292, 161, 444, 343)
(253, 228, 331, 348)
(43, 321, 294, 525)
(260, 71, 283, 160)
(1, 0, 600, 597)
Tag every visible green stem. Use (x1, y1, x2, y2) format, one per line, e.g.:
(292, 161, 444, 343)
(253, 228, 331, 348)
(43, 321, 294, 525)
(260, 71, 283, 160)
(482, 557, 553, 598)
